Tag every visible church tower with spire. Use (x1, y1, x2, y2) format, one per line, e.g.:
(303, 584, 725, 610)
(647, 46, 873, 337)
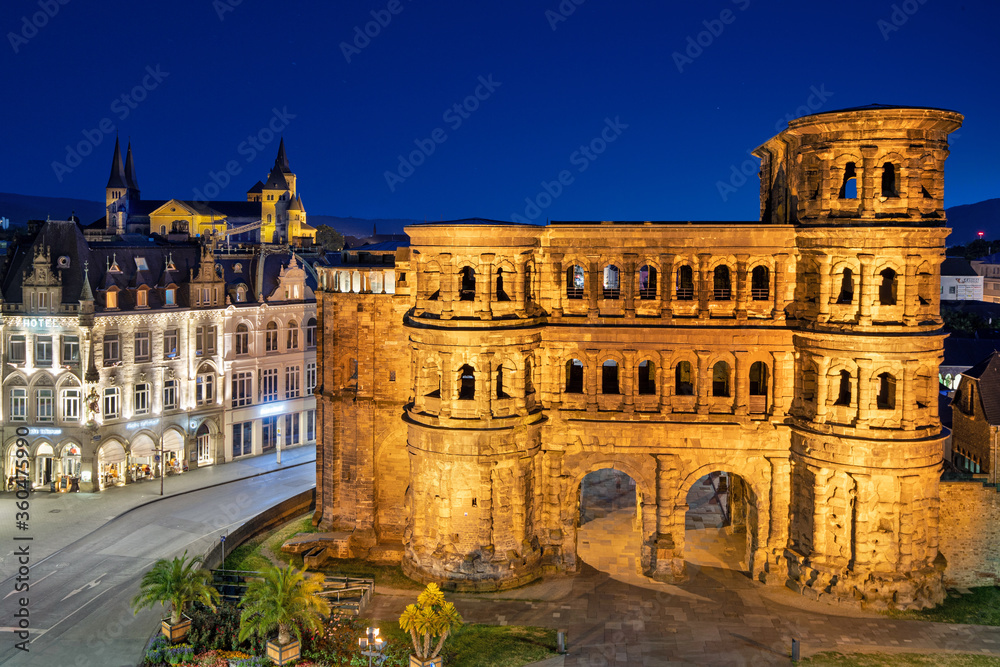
(105, 138, 140, 232)
(261, 138, 297, 244)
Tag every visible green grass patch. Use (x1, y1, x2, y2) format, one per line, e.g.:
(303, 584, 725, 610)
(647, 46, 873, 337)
(370, 621, 556, 667)
(887, 587, 1000, 626)
(223, 512, 317, 572)
(800, 652, 1000, 666)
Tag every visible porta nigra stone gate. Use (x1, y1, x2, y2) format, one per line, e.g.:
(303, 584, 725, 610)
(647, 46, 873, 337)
(313, 106, 963, 610)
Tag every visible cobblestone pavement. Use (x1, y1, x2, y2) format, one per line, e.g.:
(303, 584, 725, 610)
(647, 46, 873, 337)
(368, 473, 1000, 666)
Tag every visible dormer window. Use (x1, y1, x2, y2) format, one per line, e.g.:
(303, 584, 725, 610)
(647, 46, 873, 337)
(136, 286, 149, 308)
(236, 285, 247, 303)
(234, 263, 243, 274)
(108, 254, 122, 273)
(106, 287, 119, 309)
(164, 286, 176, 306)
(135, 257, 149, 271)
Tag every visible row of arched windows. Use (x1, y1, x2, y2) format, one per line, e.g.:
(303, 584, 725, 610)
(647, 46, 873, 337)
(564, 264, 772, 302)
(563, 359, 770, 398)
(234, 318, 317, 355)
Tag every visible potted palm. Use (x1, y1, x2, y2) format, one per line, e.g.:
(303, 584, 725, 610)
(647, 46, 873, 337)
(131, 551, 220, 642)
(398, 583, 463, 667)
(237, 562, 330, 666)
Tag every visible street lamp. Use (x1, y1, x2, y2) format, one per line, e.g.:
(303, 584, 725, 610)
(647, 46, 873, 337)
(358, 626, 386, 667)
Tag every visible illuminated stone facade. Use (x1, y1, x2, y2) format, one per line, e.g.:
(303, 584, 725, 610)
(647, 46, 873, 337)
(315, 106, 963, 610)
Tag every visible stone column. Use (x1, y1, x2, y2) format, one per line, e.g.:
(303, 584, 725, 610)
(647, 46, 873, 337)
(860, 145, 878, 220)
(513, 255, 526, 316)
(439, 351, 453, 418)
(856, 358, 873, 427)
(858, 253, 874, 326)
(440, 253, 454, 320)
(817, 254, 833, 323)
(652, 454, 684, 580)
(901, 362, 916, 430)
(587, 256, 600, 319)
(903, 255, 919, 325)
(623, 350, 635, 413)
(697, 253, 711, 319)
(660, 253, 674, 320)
(734, 351, 748, 416)
(696, 350, 710, 415)
(585, 349, 598, 412)
(479, 253, 494, 320)
(814, 357, 832, 423)
(770, 253, 785, 322)
(551, 254, 564, 318)
(624, 254, 637, 318)
(735, 254, 749, 320)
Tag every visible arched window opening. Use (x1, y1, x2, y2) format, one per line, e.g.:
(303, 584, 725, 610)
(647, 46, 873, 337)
(881, 163, 899, 198)
(566, 265, 585, 300)
(637, 360, 656, 395)
(496, 365, 510, 399)
(459, 267, 476, 301)
(837, 269, 854, 304)
(524, 265, 533, 303)
(675, 361, 694, 395)
(565, 359, 584, 394)
(751, 266, 769, 301)
(839, 162, 858, 199)
(601, 360, 619, 394)
(495, 268, 510, 302)
(675, 265, 694, 300)
(879, 268, 897, 306)
(749, 362, 768, 396)
(713, 266, 732, 301)
(235, 323, 250, 355)
(834, 370, 852, 406)
(458, 364, 475, 400)
(877, 372, 896, 410)
(265, 321, 278, 352)
(712, 361, 730, 397)
(638, 265, 657, 300)
(602, 265, 620, 300)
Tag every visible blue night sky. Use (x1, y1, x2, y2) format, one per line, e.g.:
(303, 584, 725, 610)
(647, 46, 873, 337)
(1, 0, 997, 225)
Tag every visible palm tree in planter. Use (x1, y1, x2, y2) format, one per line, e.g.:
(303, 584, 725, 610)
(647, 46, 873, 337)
(399, 583, 463, 667)
(237, 562, 330, 666)
(131, 551, 220, 642)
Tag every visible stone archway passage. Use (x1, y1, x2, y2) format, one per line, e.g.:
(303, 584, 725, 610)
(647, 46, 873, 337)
(684, 472, 757, 573)
(577, 469, 642, 577)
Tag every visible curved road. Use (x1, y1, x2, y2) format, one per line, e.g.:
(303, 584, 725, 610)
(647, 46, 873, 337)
(0, 462, 315, 667)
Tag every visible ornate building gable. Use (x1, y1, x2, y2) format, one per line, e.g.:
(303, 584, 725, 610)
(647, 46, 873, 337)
(189, 241, 227, 308)
(268, 254, 308, 302)
(21, 238, 63, 314)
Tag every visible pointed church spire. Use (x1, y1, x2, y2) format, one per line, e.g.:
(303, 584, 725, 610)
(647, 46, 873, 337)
(79, 260, 94, 302)
(274, 137, 291, 173)
(124, 140, 139, 191)
(106, 137, 127, 189)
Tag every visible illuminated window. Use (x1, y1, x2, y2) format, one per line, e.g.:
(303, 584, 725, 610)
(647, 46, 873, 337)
(164, 287, 176, 306)
(235, 323, 250, 355)
(602, 266, 620, 300)
(196, 372, 215, 405)
(284, 413, 300, 446)
(103, 334, 120, 365)
(106, 288, 118, 309)
(306, 362, 317, 394)
(134, 331, 150, 362)
(103, 387, 120, 418)
(35, 336, 53, 367)
(10, 387, 27, 421)
(163, 380, 178, 411)
(9, 334, 25, 363)
(232, 371, 253, 407)
(262, 415, 277, 452)
(236, 285, 247, 302)
(163, 329, 178, 359)
(134, 383, 150, 415)
(262, 368, 278, 402)
(61, 387, 80, 421)
(265, 321, 278, 352)
(35, 388, 54, 422)
(566, 265, 585, 299)
(285, 365, 300, 398)
(62, 335, 79, 364)
(136, 286, 148, 308)
(287, 321, 299, 350)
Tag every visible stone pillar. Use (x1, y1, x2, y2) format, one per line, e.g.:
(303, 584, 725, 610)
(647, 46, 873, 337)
(734, 351, 748, 416)
(903, 255, 918, 325)
(479, 253, 494, 320)
(817, 254, 833, 323)
(652, 454, 684, 580)
(440, 253, 454, 320)
(587, 256, 600, 318)
(814, 357, 831, 423)
(901, 362, 916, 430)
(585, 349, 598, 412)
(623, 350, 635, 413)
(856, 358, 873, 427)
(439, 351, 453, 418)
(858, 253, 874, 326)
(697, 253, 711, 319)
(772, 253, 787, 321)
(860, 145, 878, 220)
(551, 254, 564, 318)
(513, 255, 525, 316)
(735, 254, 749, 320)
(696, 350, 710, 415)
(624, 254, 637, 318)
(660, 253, 674, 320)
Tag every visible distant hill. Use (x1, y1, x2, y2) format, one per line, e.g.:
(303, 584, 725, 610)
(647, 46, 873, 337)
(0, 192, 106, 226)
(945, 198, 1000, 245)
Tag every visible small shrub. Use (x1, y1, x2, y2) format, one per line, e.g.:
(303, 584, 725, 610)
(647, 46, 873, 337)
(162, 643, 194, 665)
(144, 634, 171, 665)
